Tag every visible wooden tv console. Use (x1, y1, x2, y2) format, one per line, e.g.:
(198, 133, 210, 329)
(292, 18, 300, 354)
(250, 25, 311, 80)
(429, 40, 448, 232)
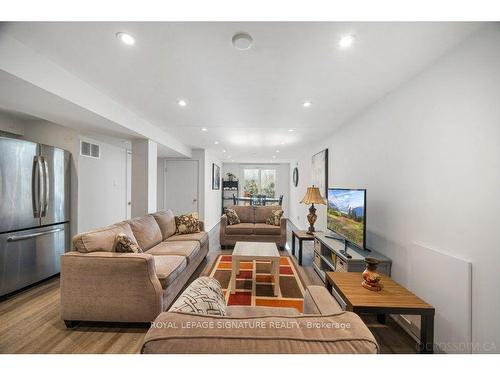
(312, 232, 392, 281)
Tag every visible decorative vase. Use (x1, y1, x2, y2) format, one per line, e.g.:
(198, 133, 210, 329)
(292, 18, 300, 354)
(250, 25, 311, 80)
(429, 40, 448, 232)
(306, 203, 317, 234)
(362, 257, 383, 292)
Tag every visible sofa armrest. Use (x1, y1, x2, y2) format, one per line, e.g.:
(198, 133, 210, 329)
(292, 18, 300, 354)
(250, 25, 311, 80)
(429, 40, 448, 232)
(60, 251, 164, 322)
(220, 214, 228, 231)
(280, 217, 287, 247)
(303, 285, 343, 315)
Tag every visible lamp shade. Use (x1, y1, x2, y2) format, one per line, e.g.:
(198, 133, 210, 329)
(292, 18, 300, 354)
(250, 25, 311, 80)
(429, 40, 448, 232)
(300, 186, 326, 205)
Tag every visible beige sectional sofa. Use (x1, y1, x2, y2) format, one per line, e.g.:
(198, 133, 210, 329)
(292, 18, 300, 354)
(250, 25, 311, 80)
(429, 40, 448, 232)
(220, 205, 287, 249)
(141, 283, 379, 354)
(60, 209, 208, 326)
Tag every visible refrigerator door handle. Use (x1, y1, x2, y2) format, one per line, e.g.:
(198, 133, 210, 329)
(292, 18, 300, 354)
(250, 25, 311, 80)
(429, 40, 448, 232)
(31, 156, 40, 218)
(41, 157, 49, 217)
(7, 228, 64, 242)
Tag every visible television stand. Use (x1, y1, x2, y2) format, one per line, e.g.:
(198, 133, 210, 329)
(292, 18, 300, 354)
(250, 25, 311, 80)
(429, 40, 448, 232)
(339, 249, 352, 259)
(312, 232, 392, 282)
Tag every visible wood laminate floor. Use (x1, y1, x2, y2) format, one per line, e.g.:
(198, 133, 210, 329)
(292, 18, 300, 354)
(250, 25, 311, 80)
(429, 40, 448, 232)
(0, 222, 417, 354)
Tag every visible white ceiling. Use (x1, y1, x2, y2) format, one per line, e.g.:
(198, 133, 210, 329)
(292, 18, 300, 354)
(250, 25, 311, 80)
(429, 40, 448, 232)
(0, 22, 481, 162)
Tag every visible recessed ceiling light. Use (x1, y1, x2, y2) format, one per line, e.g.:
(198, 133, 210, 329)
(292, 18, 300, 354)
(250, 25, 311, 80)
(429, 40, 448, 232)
(303, 101, 312, 108)
(222, 149, 226, 153)
(288, 129, 294, 132)
(214, 140, 219, 145)
(201, 127, 208, 132)
(116, 32, 135, 46)
(178, 99, 187, 107)
(276, 150, 280, 153)
(338, 34, 355, 49)
(232, 32, 253, 51)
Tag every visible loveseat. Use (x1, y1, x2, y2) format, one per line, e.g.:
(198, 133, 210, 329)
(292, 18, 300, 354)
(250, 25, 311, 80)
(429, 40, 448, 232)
(60, 209, 208, 326)
(141, 277, 379, 354)
(220, 205, 287, 249)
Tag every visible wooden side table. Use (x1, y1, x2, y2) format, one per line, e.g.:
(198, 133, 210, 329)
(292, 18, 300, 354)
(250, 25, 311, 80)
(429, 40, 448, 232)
(291, 230, 315, 265)
(325, 272, 435, 353)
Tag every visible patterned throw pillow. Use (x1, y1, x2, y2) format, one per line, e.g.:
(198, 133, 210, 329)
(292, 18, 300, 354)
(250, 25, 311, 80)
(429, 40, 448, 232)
(169, 277, 227, 316)
(225, 208, 240, 225)
(113, 233, 143, 253)
(266, 209, 284, 226)
(175, 212, 200, 235)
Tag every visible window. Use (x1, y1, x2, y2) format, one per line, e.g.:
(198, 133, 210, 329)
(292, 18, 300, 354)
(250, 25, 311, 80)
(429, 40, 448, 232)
(242, 167, 276, 197)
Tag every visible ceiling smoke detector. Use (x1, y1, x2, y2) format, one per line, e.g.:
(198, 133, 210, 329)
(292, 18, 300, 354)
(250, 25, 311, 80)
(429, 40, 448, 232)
(232, 32, 253, 51)
(116, 32, 135, 46)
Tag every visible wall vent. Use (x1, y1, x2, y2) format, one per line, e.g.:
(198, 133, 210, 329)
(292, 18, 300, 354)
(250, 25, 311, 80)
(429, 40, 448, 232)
(80, 140, 100, 159)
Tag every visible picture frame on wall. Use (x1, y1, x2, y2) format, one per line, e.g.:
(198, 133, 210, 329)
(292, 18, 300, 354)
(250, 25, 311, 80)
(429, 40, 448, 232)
(311, 149, 328, 198)
(212, 163, 220, 190)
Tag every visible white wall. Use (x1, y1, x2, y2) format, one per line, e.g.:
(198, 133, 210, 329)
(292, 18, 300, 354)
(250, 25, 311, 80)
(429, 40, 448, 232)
(0, 111, 25, 135)
(204, 150, 223, 231)
(289, 24, 500, 352)
(221, 162, 290, 215)
(78, 136, 129, 231)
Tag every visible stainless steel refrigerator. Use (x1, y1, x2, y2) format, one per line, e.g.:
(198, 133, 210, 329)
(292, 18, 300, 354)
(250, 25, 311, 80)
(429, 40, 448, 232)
(0, 136, 70, 297)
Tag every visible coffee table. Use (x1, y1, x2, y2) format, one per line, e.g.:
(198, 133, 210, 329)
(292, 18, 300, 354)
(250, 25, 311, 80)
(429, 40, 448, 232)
(325, 272, 435, 353)
(230, 241, 281, 296)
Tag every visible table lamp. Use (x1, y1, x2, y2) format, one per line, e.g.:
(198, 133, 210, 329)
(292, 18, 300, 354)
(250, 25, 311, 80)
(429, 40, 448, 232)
(300, 185, 326, 234)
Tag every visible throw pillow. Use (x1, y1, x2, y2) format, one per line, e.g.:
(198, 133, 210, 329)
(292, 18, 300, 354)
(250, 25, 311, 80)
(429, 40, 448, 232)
(175, 212, 200, 235)
(169, 277, 227, 316)
(225, 208, 240, 225)
(266, 209, 284, 226)
(113, 233, 143, 253)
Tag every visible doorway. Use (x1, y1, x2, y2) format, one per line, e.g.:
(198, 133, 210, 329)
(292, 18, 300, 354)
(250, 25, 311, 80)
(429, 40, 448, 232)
(164, 160, 199, 214)
(125, 150, 132, 219)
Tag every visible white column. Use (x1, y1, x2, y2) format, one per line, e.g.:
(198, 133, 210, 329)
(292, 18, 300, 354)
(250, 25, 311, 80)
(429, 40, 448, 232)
(131, 139, 157, 217)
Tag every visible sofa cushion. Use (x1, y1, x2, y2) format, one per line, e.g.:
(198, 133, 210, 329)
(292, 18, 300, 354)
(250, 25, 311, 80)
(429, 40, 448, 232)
(72, 221, 137, 253)
(146, 241, 200, 264)
(142, 311, 380, 354)
(166, 231, 209, 247)
(169, 277, 227, 316)
(265, 209, 284, 226)
(255, 206, 281, 223)
(113, 233, 143, 253)
(228, 205, 254, 223)
(225, 223, 255, 235)
(152, 210, 177, 239)
(254, 223, 281, 235)
(175, 213, 201, 235)
(154, 255, 187, 289)
(225, 208, 240, 225)
(128, 215, 163, 251)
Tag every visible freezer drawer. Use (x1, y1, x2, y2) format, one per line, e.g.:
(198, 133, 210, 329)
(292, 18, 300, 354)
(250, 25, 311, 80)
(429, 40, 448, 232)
(0, 223, 69, 297)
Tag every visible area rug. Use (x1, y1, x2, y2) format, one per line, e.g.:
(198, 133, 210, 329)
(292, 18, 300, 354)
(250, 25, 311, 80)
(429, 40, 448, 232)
(209, 255, 306, 312)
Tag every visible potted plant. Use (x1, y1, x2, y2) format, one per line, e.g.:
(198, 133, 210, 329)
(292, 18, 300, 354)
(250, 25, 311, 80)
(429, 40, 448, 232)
(226, 172, 237, 182)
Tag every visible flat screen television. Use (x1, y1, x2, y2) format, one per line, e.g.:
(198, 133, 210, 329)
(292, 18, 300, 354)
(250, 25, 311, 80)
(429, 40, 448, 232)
(327, 188, 366, 250)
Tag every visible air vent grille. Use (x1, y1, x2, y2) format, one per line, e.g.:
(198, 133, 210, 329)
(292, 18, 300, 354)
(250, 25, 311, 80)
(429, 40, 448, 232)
(81, 140, 100, 159)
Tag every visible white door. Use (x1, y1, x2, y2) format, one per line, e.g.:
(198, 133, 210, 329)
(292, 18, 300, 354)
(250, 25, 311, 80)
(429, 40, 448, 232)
(164, 160, 199, 215)
(126, 150, 132, 219)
